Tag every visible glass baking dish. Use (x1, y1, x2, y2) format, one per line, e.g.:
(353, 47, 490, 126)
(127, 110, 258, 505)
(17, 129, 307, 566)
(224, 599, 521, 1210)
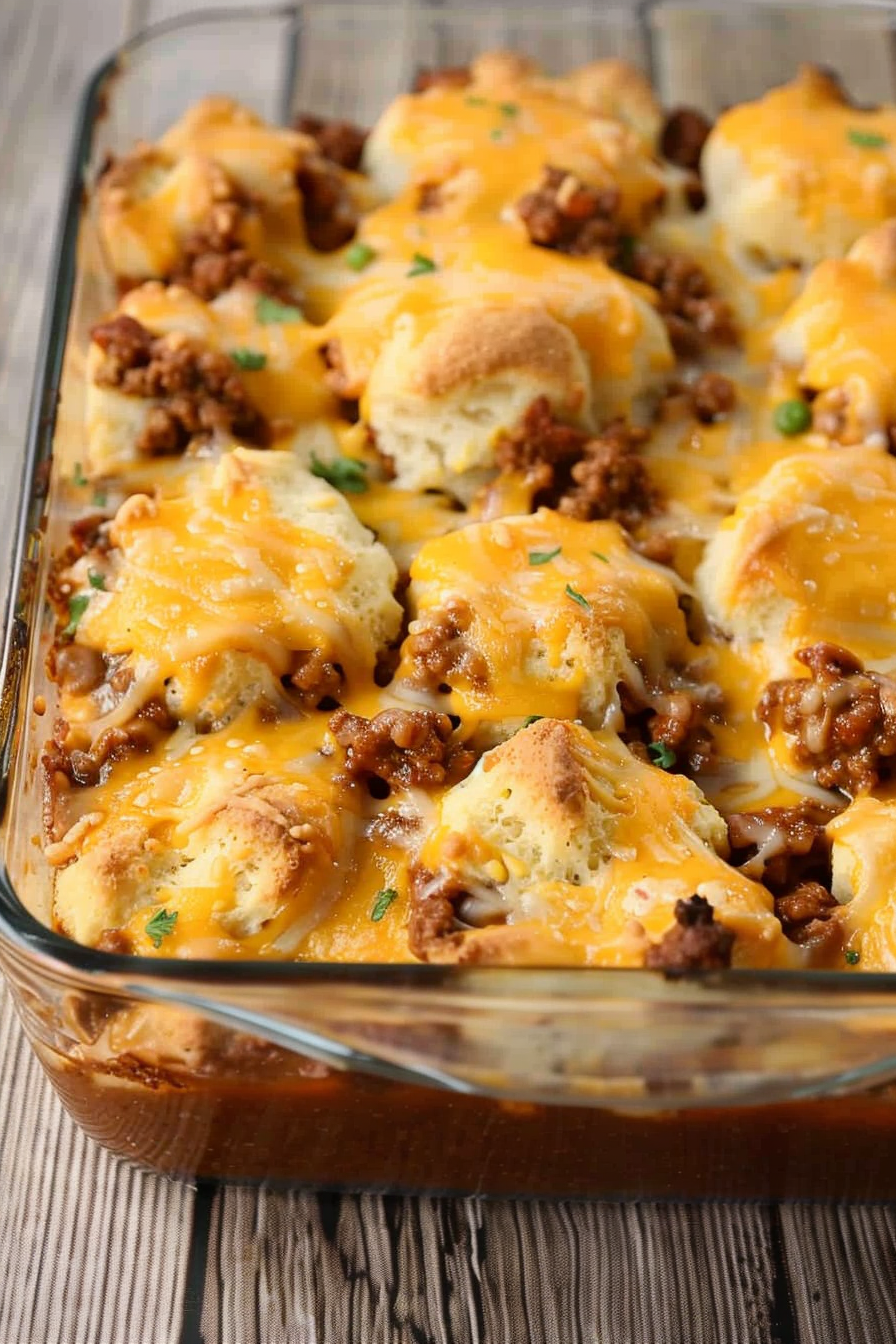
(6, 0, 896, 1198)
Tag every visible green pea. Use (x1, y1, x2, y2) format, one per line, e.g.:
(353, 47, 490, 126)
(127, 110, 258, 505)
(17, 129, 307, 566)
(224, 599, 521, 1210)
(773, 399, 811, 436)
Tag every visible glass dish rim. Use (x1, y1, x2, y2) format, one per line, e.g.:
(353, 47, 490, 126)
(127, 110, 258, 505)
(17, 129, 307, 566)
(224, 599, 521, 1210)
(4, 0, 896, 998)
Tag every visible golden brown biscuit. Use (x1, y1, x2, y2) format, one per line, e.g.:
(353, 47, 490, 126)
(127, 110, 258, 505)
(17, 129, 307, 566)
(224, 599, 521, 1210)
(397, 510, 694, 733)
(773, 222, 896, 445)
(60, 448, 401, 732)
(696, 447, 896, 668)
(411, 720, 787, 966)
(703, 66, 896, 265)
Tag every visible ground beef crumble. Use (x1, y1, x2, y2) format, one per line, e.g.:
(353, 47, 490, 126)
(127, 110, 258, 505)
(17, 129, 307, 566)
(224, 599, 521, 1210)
(293, 113, 368, 171)
(42, 703, 176, 839)
(689, 372, 737, 423)
(660, 107, 713, 172)
(513, 164, 733, 355)
(403, 598, 488, 694)
(287, 650, 344, 708)
(758, 643, 896, 796)
(727, 800, 841, 947)
(516, 166, 624, 260)
(296, 154, 358, 252)
(168, 198, 300, 305)
(330, 707, 475, 791)
(644, 894, 735, 971)
(408, 867, 472, 960)
(622, 244, 738, 357)
(619, 678, 721, 777)
(91, 314, 269, 455)
(47, 514, 110, 622)
(494, 397, 659, 529)
(647, 686, 721, 775)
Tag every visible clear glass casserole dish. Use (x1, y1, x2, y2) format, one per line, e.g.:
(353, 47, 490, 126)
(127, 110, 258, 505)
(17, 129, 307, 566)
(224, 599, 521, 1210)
(6, 0, 896, 1197)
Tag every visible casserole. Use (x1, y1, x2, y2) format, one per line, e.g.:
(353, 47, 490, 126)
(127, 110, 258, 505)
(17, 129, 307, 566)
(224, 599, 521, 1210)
(7, 0, 896, 1197)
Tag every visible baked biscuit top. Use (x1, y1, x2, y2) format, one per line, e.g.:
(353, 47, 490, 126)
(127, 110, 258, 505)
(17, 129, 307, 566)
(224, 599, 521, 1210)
(43, 56, 896, 972)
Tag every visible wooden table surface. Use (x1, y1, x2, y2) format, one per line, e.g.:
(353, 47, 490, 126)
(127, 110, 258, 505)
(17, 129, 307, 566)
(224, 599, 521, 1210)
(3, 2, 896, 1340)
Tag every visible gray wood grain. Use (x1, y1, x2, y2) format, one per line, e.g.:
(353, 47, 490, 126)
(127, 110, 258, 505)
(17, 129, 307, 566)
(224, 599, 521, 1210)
(200, 1190, 779, 1344)
(1, 2, 896, 1342)
(0, 988, 194, 1344)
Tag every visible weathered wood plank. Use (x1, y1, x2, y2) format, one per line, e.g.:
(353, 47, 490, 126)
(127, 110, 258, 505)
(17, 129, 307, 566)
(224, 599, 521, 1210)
(0, 0, 125, 551)
(202, 1189, 779, 1344)
(781, 1204, 896, 1344)
(0, 3, 197, 1341)
(0, 986, 195, 1344)
(652, 4, 896, 111)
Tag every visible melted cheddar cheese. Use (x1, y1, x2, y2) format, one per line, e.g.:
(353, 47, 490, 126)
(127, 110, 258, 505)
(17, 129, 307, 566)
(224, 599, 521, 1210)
(698, 448, 896, 667)
(64, 449, 401, 732)
(44, 56, 896, 972)
(703, 65, 896, 263)
(398, 512, 693, 729)
(417, 721, 789, 967)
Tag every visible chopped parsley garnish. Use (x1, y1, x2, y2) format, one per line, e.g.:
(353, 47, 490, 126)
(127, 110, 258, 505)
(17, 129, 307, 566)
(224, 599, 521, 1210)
(370, 888, 398, 922)
(310, 451, 368, 494)
(92, 488, 108, 509)
(145, 907, 178, 949)
(87, 570, 106, 590)
(255, 294, 303, 324)
(591, 551, 610, 564)
(62, 593, 90, 638)
(845, 948, 861, 966)
(489, 128, 504, 142)
(528, 546, 561, 565)
(72, 462, 87, 487)
(465, 95, 487, 107)
(407, 251, 437, 277)
(617, 235, 637, 270)
(565, 583, 590, 610)
(499, 101, 519, 117)
(230, 348, 267, 371)
(847, 128, 889, 149)
(773, 398, 811, 436)
(523, 715, 543, 727)
(345, 241, 377, 272)
(648, 741, 676, 770)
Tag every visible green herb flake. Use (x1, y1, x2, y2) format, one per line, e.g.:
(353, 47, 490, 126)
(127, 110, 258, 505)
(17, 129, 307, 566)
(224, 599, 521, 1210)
(465, 95, 487, 107)
(847, 128, 889, 149)
(87, 570, 106, 591)
(62, 593, 90, 638)
(489, 128, 504, 142)
(591, 551, 610, 564)
(773, 398, 812, 437)
(648, 741, 676, 770)
(92, 488, 108, 509)
(255, 294, 303, 325)
(616, 235, 637, 271)
(310, 451, 369, 494)
(407, 251, 437, 278)
(345, 240, 377, 272)
(370, 888, 398, 922)
(145, 907, 178, 949)
(523, 715, 543, 727)
(72, 462, 87, 487)
(499, 101, 519, 117)
(565, 583, 590, 610)
(230, 347, 267, 371)
(528, 546, 561, 566)
(845, 948, 861, 966)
